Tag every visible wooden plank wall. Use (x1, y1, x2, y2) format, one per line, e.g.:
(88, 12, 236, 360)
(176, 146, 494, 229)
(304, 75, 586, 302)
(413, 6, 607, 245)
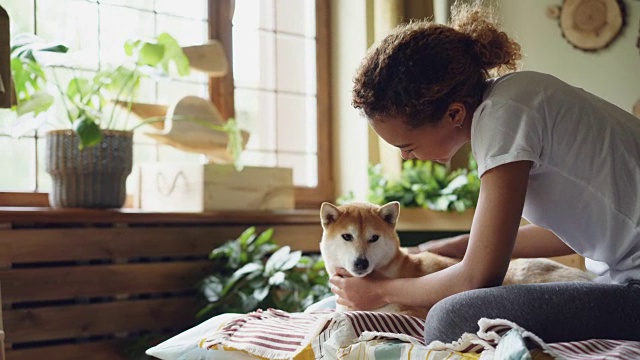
(0, 219, 323, 360)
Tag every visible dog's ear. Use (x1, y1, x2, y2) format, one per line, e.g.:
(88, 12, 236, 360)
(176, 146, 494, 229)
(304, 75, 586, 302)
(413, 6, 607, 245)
(320, 202, 342, 228)
(378, 201, 400, 225)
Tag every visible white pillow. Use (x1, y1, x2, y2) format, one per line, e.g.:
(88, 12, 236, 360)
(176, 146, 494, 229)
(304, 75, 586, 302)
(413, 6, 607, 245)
(177, 347, 260, 360)
(146, 313, 257, 360)
(148, 297, 337, 360)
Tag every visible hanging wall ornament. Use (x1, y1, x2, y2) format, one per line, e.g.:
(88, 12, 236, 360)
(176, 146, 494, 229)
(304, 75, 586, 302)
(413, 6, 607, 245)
(548, 0, 625, 52)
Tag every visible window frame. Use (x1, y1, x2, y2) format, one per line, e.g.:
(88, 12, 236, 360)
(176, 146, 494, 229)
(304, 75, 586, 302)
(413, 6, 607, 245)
(1, 0, 334, 209)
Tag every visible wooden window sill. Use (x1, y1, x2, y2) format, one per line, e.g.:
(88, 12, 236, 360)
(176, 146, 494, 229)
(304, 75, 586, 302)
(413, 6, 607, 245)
(0, 206, 320, 225)
(0, 206, 478, 231)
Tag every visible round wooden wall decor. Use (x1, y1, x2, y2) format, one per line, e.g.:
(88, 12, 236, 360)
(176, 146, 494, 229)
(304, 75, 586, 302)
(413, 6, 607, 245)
(558, 0, 625, 51)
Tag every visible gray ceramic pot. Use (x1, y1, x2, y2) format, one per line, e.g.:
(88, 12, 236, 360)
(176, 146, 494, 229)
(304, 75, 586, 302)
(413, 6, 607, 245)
(46, 129, 133, 208)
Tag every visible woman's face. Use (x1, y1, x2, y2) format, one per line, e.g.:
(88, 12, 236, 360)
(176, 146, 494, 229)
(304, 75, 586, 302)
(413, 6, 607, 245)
(369, 105, 471, 163)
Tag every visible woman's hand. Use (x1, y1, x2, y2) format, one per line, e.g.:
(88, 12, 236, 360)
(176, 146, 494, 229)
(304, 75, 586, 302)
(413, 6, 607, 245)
(329, 268, 388, 310)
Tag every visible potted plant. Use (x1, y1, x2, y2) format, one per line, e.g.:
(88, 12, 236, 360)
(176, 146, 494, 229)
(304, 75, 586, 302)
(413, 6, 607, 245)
(198, 226, 332, 318)
(8, 33, 242, 209)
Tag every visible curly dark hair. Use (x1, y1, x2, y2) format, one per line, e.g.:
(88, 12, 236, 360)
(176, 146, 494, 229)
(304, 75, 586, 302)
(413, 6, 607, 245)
(352, 2, 521, 128)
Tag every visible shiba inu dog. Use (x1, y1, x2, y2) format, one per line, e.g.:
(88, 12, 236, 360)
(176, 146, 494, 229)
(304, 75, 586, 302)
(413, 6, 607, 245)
(319, 201, 593, 318)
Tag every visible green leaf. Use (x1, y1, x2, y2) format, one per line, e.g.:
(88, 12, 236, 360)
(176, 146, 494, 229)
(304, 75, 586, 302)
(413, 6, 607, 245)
(223, 118, 245, 170)
(253, 286, 270, 301)
(264, 246, 291, 274)
(254, 228, 274, 247)
(232, 262, 263, 279)
(441, 174, 469, 194)
(280, 250, 302, 272)
(201, 276, 224, 302)
(199, 227, 331, 317)
(73, 117, 103, 150)
(269, 271, 286, 286)
(238, 226, 256, 244)
(156, 32, 190, 76)
(16, 91, 53, 116)
(138, 42, 165, 67)
(38, 44, 69, 54)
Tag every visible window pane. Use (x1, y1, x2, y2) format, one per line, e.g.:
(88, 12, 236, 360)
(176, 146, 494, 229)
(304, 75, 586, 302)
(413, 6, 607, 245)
(156, 14, 209, 48)
(0, 137, 36, 191)
(240, 150, 277, 168)
(277, 152, 317, 187)
(100, 0, 154, 11)
(275, 0, 315, 37)
(36, 0, 100, 70)
(276, 35, 316, 95)
(155, 0, 207, 20)
(232, 0, 323, 191)
(235, 89, 277, 151)
(156, 80, 209, 106)
(233, 28, 276, 90)
(276, 93, 317, 153)
(233, 0, 275, 30)
(0, 0, 35, 34)
(99, 5, 156, 67)
(132, 77, 159, 105)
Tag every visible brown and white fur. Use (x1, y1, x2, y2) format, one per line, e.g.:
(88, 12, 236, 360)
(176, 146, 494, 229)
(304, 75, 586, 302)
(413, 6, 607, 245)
(319, 201, 593, 318)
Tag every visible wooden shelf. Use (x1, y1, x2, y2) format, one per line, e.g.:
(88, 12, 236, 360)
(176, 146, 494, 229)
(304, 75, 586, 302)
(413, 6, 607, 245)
(0, 207, 320, 226)
(0, 206, 481, 232)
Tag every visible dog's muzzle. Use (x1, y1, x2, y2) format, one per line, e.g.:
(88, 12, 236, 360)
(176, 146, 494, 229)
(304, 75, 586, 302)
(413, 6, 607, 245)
(352, 257, 369, 274)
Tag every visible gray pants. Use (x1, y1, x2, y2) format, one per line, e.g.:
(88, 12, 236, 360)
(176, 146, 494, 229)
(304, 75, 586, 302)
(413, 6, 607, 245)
(424, 281, 640, 344)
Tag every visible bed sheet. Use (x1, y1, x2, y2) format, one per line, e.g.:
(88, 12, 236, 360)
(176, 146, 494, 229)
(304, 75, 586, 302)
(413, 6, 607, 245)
(148, 309, 640, 360)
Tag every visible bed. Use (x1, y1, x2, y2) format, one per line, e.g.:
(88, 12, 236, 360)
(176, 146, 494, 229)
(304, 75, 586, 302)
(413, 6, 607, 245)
(146, 301, 640, 360)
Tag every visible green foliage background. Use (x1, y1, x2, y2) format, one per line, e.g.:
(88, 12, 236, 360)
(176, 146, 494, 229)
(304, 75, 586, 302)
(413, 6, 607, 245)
(198, 227, 332, 319)
(341, 157, 480, 212)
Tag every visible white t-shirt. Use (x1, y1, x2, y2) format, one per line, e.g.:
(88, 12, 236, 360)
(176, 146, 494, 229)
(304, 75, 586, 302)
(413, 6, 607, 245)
(471, 71, 640, 284)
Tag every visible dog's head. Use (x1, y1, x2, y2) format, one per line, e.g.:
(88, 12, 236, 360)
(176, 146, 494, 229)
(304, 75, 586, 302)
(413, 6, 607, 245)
(319, 201, 400, 277)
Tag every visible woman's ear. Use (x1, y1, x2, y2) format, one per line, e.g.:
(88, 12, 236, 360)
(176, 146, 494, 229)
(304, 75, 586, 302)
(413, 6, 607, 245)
(447, 102, 467, 127)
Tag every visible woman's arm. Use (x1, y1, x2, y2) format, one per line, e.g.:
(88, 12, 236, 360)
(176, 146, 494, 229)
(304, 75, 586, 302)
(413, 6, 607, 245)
(407, 224, 575, 259)
(510, 224, 575, 258)
(331, 160, 533, 310)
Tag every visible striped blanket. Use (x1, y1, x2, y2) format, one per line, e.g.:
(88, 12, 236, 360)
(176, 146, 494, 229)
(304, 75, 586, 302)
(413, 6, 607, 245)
(200, 308, 640, 360)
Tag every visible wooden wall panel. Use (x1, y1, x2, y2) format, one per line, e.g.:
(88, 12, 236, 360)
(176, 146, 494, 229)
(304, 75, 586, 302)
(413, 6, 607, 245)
(0, 224, 321, 267)
(6, 340, 127, 360)
(0, 208, 324, 358)
(4, 298, 197, 344)
(1, 261, 212, 303)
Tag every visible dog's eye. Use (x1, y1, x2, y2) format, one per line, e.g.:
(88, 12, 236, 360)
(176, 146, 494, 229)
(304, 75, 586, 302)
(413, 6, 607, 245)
(369, 235, 379, 243)
(341, 234, 353, 241)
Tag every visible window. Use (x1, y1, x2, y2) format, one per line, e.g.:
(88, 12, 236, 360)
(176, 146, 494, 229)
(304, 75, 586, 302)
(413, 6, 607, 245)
(210, 0, 333, 208)
(1, 0, 333, 208)
(0, 0, 210, 197)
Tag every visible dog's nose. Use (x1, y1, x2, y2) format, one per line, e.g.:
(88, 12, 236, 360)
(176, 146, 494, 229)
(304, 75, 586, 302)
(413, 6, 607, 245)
(354, 257, 369, 271)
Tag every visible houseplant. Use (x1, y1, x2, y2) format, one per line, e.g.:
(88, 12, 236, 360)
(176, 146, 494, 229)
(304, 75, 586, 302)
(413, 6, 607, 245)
(8, 33, 243, 208)
(198, 226, 332, 318)
(340, 157, 480, 213)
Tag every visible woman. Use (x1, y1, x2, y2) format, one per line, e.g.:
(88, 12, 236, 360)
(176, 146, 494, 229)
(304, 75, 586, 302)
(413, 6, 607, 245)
(329, 2, 640, 344)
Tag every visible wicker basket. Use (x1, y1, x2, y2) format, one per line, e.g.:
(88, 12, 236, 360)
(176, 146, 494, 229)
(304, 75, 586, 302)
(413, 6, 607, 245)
(46, 130, 133, 209)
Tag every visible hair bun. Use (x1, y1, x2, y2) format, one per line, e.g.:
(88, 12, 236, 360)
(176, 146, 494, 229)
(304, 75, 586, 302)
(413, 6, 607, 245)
(450, 2, 521, 75)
